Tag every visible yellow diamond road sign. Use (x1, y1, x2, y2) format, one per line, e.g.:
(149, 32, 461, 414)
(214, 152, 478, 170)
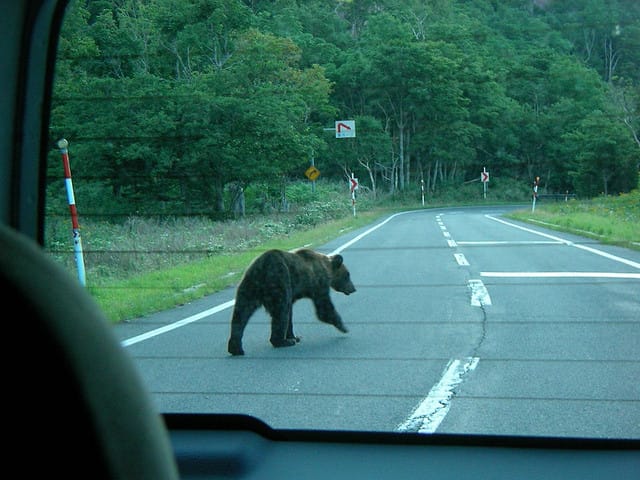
(305, 165, 320, 181)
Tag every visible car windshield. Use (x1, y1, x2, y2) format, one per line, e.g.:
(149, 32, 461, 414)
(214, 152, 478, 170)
(46, 0, 639, 438)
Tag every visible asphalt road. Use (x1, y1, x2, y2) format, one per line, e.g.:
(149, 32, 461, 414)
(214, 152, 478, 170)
(114, 205, 640, 438)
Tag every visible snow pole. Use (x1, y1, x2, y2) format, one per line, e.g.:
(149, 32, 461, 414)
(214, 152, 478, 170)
(57, 138, 86, 286)
(349, 173, 358, 217)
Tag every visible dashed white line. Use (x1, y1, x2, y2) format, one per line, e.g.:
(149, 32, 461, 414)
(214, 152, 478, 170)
(454, 253, 469, 266)
(468, 279, 492, 306)
(397, 357, 480, 434)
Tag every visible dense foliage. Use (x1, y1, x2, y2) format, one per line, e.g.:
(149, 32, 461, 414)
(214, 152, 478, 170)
(48, 0, 640, 220)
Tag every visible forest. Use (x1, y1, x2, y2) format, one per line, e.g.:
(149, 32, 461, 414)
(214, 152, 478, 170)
(48, 0, 640, 218)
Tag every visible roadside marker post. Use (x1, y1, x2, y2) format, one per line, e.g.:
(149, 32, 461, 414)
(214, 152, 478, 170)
(57, 138, 87, 286)
(481, 167, 489, 199)
(532, 176, 540, 213)
(349, 173, 358, 217)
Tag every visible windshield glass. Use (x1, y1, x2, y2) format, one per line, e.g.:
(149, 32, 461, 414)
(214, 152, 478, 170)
(46, 0, 639, 438)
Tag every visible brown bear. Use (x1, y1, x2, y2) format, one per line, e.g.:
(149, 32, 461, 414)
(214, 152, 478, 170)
(227, 248, 356, 355)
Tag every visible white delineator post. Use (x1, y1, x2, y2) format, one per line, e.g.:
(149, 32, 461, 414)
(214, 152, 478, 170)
(349, 173, 358, 217)
(58, 138, 86, 286)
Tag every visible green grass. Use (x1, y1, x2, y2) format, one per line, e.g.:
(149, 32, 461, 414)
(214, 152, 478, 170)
(505, 189, 640, 249)
(50, 183, 638, 324)
(88, 209, 384, 322)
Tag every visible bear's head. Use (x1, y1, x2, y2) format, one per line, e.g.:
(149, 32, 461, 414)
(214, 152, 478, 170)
(329, 254, 356, 295)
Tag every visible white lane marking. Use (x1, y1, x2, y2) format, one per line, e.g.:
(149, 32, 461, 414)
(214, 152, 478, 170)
(486, 215, 574, 245)
(481, 272, 640, 279)
(397, 357, 480, 434)
(486, 215, 640, 269)
(443, 231, 451, 238)
(123, 210, 417, 346)
(447, 239, 457, 248)
(468, 279, 492, 306)
(330, 210, 415, 255)
(454, 253, 469, 266)
(573, 243, 640, 269)
(122, 300, 235, 347)
(457, 240, 560, 245)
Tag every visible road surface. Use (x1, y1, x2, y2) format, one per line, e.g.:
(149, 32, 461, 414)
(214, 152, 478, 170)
(114, 206, 640, 438)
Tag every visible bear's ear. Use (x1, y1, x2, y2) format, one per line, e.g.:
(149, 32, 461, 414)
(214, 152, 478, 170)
(330, 254, 344, 269)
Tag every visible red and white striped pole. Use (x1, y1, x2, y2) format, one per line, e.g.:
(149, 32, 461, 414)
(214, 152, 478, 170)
(57, 138, 86, 286)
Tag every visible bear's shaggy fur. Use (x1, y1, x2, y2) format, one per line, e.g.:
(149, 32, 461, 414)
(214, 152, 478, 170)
(227, 248, 356, 355)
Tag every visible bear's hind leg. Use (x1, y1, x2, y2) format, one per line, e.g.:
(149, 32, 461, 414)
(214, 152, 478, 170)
(285, 307, 301, 343)
(228, 297, 260, 355)
(267, 303, 297, 348)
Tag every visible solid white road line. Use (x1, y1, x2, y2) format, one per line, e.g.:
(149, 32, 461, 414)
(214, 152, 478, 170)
(486, 215, 640, 269)
(481, 271, 640, 279)
(457, 240, 560, 245)
(123, 211, 417, 346)
(397, 357, 480, 434)
(122, 300, 235, 347)
(330, 210, 415, 255)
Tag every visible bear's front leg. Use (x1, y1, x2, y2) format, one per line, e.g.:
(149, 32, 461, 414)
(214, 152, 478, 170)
(270, 337, 297, 348)
(313, 296, 349, 333)
(227, 337, 244, 356)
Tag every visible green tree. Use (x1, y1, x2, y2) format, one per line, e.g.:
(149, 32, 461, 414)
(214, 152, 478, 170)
(563, 110, 639, 196)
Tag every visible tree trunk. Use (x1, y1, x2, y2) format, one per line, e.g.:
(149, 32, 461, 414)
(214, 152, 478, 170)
(230, 183, 245, 218)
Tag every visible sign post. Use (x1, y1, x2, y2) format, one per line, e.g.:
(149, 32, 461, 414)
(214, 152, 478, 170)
(481, 167, 489, 199)
(305, 164, 320, 192)
(349, 173, 358, 217)
(305, 149, 320, 193)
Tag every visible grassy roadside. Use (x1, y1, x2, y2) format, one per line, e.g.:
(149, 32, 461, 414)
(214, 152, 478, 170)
(89, 209, 386, 323)
(504, 189, 640, 250)
(85, 189, 638, 324)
